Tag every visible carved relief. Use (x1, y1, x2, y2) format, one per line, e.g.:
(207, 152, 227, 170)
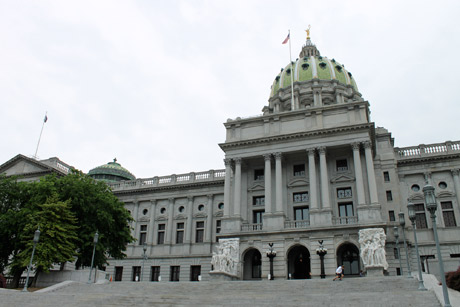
(210, 238, 240, 276)
(358, 228, 388, 270)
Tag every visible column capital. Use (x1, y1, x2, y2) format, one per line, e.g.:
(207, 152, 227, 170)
(363, 141, 372, 149)
(351, 142, 361, 151)
(274, 152, 282, 160)
(150, 199, 157, 205)
(187, 196, 194, 202)
(263, 153, 272, 161)
(168, 197, 175, 203)
(234, 157, 242, 164)
(306, 148, 316, 155)
(207, 194, 214, 199)
(224, 158, 232, 167)
(451, 169, 460, 176)
(318, 146, 326, 155)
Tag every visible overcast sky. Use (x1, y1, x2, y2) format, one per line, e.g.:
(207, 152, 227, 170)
(1, 0, 460, 178)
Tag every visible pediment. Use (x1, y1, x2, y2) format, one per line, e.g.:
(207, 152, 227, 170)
(193, 212, 207, 218)
(0, 154, 50, 177)
(248, 183, 265, 192)
(408, 193, 424, 201)
(155, 216, 168, 221)
(174, 214, 187, 220)
(437, 191, 455, 198)
(287, 178, 309, 188)
(214, 211, 223, 217)
(138, 216, 150, 222)
(330, 174, 355, 183)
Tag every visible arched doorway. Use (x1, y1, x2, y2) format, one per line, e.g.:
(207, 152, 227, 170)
(337, 243, 360, 276)
(243, 248, 262, 280)
(287, 245, 311, 279)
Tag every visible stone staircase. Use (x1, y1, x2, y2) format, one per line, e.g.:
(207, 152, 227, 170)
(0, 276, 441, 306)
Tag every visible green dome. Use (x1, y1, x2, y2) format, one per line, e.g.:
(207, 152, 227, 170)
(88, 159, 135, 182)
(270, 39, 358, 98)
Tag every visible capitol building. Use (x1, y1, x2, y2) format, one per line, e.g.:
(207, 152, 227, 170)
(2, 34, 460, 283)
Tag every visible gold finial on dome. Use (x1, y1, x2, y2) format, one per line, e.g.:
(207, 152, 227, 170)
(305, 25, 311, 40)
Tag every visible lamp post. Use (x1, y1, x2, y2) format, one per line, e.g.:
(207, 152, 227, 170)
(141, 243, 148, 282)
(407, 201, 427, 291)
(23, 227, 40, 292)
(393, 226, 403, 276)
(399, 212, 412, 278)
(87, 231, 99, 284)
(316, 240, 328, 279)
(423, 184, 451, 307)
(266, 243, 276, 280)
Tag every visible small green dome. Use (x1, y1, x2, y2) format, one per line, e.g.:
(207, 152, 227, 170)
(270, 39, 358, 98)
(88, 159, 135, 182)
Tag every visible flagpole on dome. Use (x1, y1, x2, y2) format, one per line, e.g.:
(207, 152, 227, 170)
(282, 30, 295, 111)
(33, 112, 48, 160)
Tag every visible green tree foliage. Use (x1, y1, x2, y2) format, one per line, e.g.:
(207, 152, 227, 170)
(11, 194, 78, 277)
(0, 170, 134, 277)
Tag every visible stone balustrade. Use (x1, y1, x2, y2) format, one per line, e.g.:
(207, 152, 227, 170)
(284, 220, 310, 229)
(395, 141, 460, 159)
(333, 216, 358, 225)
(108, 169, 225, 191)
(241, 223, 263, 232)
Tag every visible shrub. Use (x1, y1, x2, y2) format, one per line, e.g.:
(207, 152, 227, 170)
(445, 266, 460, 291)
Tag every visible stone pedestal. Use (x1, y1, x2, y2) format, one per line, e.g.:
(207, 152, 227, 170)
(263, 212, 285, 231)
(209, 271, 239, 281)
(365, 266, 384, 277)
(357, 205, 382, 223)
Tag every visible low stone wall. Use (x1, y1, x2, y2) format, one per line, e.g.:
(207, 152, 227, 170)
(36, 269, 108, 287)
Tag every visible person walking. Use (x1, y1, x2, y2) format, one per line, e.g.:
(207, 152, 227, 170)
(333, 265, 344, 281)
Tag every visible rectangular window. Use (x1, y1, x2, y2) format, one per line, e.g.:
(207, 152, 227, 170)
(253, 196, 265, 206)
(157, 224, 165, 244)
(386, 191, 393, 202)
(254, 169, 264, 181)
(115, 266, 123, 281)
(294, 207, 309, 221)
(132, 266, 141, 281)
(441, 201, 457, 227)
(151, 266, 160, 281)
(195, 221, 204, 243)
(383, 171, 390, 182)
(216, 220, 221, 234)
(170, 266, 180, 281)
(293, 192, 309, 203)
(337, 187, 352, 199)
(190, 265, 201, 281)
(176, 222, 184, 244)
(396, 268, 401, 276)
(253, 210, 264, 224)
(293, 164, 305, 176)
(414, 204, 428, 229)
(389, 210, 395, 222)
(139, 225, 147, 245)
(339, 203, 354, 217)
(336, 159, 348, 172)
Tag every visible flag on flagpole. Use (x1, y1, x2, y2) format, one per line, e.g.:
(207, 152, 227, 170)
(282, 33, 290, 44)
(44, 115, 48, 123)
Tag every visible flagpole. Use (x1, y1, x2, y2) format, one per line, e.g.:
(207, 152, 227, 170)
(288, 30, 295, 111)
(33, 112, 47, 159)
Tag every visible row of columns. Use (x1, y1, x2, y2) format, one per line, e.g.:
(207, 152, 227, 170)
(131, 194, 216, 252)
(223, 141, 379, 219)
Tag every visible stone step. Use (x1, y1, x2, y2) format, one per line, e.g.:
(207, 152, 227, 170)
(0, 276, 440, 307)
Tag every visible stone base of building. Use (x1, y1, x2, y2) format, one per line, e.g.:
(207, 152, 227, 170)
(365, 266, 384, 277)
(209, 271, 239, 281)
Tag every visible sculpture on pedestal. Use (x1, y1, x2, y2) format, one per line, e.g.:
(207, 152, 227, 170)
(358, 228, 388, 271)
(211, 238, 240, 276)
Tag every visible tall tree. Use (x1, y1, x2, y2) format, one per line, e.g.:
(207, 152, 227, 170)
(10, 194, 79, 283)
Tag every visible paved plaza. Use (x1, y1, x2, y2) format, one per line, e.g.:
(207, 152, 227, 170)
(0, 276, 444, 306)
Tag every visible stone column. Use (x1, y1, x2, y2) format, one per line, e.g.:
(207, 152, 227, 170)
(223, 158, 232, 217)
(264, 154, 272, 214)
(363, 141, 379, 205)
(307, 149, 318, 210)
(318, 147, 330, 209)
(205, 194, 214, 243)
(352, 143, 366, 206)
(185, 196, 193, 244)
(233, 158, 242, 216)
(450, 169, 460, 222)
(148, 200, 156, 253)
(166, 198, 174, 245)
(275, 152, 283, 213)
(133, 200, 140, 242)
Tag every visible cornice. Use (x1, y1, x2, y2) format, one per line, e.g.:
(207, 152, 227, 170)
(113, 179, 225, 196)
(396, 153, 460, 166)
(219, 123, 375, 150)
